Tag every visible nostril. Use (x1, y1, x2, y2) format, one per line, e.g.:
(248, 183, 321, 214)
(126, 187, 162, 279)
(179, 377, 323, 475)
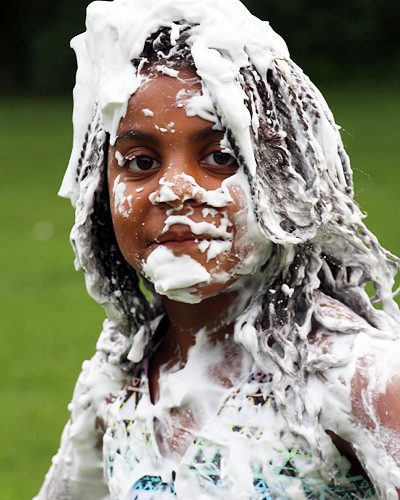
(181, 195, 204, 208)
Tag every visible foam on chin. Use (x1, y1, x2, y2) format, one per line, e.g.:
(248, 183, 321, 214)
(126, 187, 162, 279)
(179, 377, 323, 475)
(141, 246, 210, 304)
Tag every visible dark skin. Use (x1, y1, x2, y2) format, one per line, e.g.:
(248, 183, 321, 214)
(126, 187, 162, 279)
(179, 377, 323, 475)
(108, 68, 400, 494)
(147, 318, 400, 497)
(309, 323, 400, 497)
(108, 68, 259, 461)
(148, 297, 245, 460)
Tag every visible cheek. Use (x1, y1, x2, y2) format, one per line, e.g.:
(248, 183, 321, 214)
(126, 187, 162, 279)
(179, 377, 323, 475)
(111, 216, 148, 276)
(109, 193, 145, 269)
(111, 214, 138, 261)
(109, 174, 134, 219)
(228, 186, 250, 245)
(227, 185, 270, 269)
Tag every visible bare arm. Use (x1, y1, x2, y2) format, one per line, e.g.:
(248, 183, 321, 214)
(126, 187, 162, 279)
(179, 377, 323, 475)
(308, 295, 400, 499)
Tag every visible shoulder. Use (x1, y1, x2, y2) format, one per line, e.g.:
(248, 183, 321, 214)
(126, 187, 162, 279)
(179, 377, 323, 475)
(71, 320, 133, 429)
(308, 293, 400, 497)
(308, 291, 400, 416)
(34, 321, 132, 500)
(308, 290, 400, 363)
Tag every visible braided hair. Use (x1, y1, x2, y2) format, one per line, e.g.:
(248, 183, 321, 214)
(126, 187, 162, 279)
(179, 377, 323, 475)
(70, 22, 400, 383)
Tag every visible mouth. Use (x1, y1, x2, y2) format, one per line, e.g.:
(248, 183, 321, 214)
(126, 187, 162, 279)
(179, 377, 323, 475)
(152, 230, 217, 249)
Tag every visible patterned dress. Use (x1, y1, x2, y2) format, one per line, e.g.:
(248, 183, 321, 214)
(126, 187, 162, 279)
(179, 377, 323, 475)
(104, 364, 376, 500)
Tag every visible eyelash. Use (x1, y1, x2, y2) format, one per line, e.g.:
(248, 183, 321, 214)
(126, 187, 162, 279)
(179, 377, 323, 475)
(120, 149, 237, 175)
(126, 155, 160, 173)
(201, 151, 237, 170)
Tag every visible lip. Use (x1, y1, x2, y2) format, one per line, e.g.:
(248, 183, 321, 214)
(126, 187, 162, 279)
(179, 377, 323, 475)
(151, 230, 213, 248)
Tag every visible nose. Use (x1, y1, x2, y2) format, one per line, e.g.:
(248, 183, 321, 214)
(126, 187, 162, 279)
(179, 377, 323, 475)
(149, 163, 205, 209)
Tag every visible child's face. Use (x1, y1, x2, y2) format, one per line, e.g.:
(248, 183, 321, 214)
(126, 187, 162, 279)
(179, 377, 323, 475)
(107, 68, 260, 302)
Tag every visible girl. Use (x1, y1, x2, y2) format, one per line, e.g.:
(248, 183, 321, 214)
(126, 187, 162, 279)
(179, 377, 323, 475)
(35, 0, 400, 498)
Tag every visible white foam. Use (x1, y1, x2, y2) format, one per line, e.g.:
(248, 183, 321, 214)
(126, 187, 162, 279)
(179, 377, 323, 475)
(141, 246, 210, 303)
(112, 175, 131, 218)
(59, 0, 289, 204)
(52, 1, 400, 498)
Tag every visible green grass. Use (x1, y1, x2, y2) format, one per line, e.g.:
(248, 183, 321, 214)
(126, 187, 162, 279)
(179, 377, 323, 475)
(322, 80, 400, 256)
(0, 97, 105, 498)
(1, 83, 399, 499)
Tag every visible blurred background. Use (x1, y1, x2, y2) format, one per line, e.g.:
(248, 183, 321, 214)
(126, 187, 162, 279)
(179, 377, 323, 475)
(1, 0, 399, 498)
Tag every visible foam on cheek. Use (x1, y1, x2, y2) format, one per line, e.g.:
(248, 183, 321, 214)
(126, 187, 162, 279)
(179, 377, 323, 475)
(206, 239, 233, 262)
(223, 170, 273, 276)
(141, 246, 210, 304)
(112, 175, 132, 218)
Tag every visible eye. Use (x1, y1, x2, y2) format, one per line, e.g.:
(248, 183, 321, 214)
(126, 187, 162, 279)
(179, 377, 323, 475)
(201, 151, 238, 174)
(126, 155, 160, 173)
(204, 151, 236, 166)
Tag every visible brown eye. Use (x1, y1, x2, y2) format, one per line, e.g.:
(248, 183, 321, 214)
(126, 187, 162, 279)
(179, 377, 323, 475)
(127, 155, 160, 172)
(206, 152, 236, 166)
(201, 151, 238, 175)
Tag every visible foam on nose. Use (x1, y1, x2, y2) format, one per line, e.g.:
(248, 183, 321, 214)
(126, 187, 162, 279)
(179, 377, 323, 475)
(149, 173, 234, 208)
(148, 176, 180, 206)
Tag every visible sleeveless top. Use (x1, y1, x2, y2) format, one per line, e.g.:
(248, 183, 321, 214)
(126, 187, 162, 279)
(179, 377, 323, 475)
(103, 364, 376, 500)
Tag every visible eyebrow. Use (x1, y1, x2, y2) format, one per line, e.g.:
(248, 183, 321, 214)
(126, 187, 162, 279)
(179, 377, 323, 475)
(114, 130, 159, 148)
(193, 126, 224, 142)
(114, 126, 223, 149)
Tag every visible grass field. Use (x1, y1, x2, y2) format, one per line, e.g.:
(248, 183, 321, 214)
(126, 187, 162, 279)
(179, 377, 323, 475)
(1, 80, 399, 499)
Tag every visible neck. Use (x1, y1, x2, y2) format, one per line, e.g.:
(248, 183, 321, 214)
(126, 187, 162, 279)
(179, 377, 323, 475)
(148, 290, 248, 403)
(162, 290, 239, 363)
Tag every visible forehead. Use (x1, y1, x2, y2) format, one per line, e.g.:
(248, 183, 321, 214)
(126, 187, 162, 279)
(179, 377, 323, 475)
(127, 67, 201, 113)
(116, 66, 219, 139)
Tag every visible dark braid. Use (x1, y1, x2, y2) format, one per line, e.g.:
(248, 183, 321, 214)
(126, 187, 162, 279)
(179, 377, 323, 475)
(71, 22, 400, 365)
